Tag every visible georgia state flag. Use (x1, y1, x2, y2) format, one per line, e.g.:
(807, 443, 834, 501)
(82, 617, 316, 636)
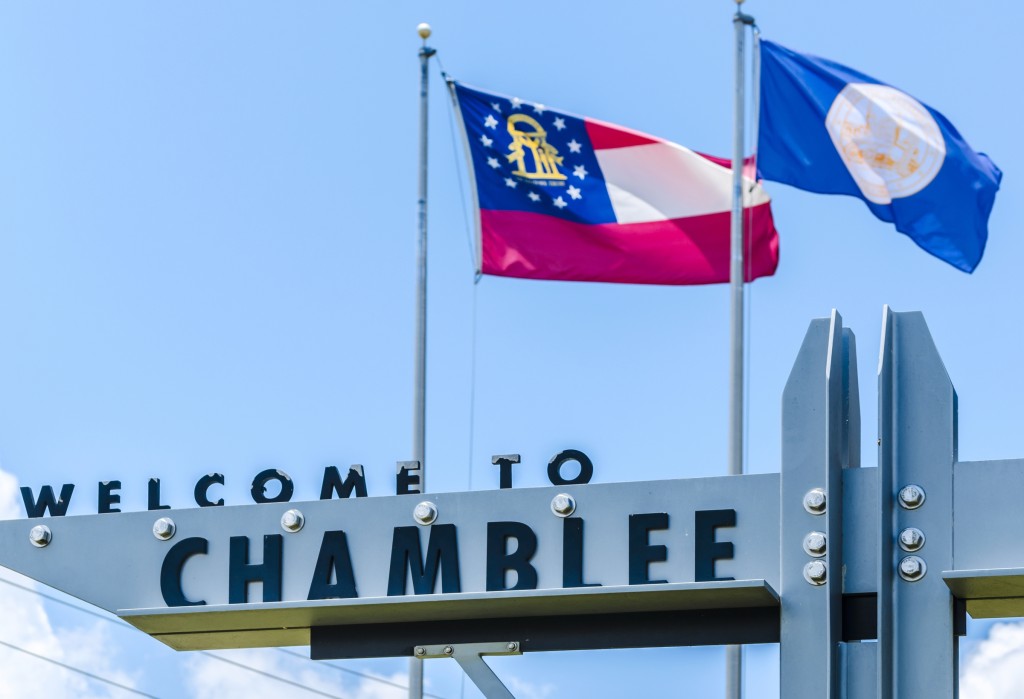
(450, 81, 779, 286)
(758, 40, 1002, 273)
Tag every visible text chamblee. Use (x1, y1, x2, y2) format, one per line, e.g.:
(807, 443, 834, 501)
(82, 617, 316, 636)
(0, 470, 778, 654)
(157, 509, 739, 608)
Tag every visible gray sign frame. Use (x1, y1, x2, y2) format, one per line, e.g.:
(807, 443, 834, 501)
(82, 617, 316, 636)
(3, 307, 1023, 698)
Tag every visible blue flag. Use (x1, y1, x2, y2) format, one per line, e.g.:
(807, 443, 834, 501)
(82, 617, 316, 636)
(758, 40, 1001, 272)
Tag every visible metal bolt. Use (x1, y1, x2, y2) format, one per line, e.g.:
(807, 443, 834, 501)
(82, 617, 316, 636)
(899, 556, 927, 582)
(899, 527, 925, 552)
(152, 517, 176, 541)
(898, 484, 926, 510)
(803, 560, 827, 586)
(803, 488, 826, 515)
(414, 646, 426, 657)
(550, 493, 576, 517)
(506, 642, 518, 652)
(803, 531, 827, 557)
(280, 509, 305, 533)
(29, 525, 51, 548)
(413, 501, 438, 526)
(443, 645, 454, 656)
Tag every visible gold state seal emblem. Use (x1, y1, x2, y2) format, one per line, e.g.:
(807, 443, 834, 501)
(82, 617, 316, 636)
(506, 113, 567, 183)
(825, 83, 946, 205)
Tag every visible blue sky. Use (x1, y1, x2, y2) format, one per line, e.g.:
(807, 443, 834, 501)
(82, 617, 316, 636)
(0, 2, 1021, 697)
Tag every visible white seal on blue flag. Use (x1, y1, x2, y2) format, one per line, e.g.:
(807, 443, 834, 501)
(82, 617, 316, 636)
(825, 83, 946, 205)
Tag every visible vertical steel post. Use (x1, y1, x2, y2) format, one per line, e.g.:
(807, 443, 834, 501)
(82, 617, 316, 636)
(877, 308, 959, 698)
(877, 308, 894, 699)
(410, 22, 435, 699)
(779, 311, 850, 698)
(727, 8, 753, 698)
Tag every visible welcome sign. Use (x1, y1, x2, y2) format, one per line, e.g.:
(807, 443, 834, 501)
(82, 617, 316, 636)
(5, 467, 779, 652)
(5, 309, 1024, 699)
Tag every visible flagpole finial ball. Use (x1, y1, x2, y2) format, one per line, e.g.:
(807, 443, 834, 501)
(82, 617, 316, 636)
(417, 23, 432, 40)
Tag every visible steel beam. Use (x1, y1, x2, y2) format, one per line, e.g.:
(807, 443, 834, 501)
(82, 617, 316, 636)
(413, 642, 521, 699)
(878, 308, 958, 698)
(780, 311, 856, 697)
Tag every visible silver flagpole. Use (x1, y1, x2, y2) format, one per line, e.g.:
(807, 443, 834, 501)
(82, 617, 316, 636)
(410, 21, 434, 699)
(727, 4, 754, 699)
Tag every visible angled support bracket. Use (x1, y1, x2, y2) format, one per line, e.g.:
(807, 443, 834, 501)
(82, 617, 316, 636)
(413, 641, 522, 699)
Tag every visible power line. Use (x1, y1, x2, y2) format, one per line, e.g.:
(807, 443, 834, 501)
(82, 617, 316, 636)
(0, 576, 122, 626)
(200, 652, 347, 699)
(0, 638, 160, 699)
(277, 648, 448, 699)
(0, 577, 450, 699)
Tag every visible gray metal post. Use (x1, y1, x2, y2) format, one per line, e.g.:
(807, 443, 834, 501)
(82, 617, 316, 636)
(411, 22, 435, 699)
(414, 25, 434, 489)
(877, 308, 958, 698)
(728, 6, 748, 481)
(877, 308, 894, 699)
(726, 8, 753, 698)
(779, 311, 852, 697)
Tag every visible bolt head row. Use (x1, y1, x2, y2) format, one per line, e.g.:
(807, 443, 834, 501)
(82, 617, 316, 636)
(29, 525, 51, 548)
(412, 642, 518, 658)
(899, 527, 925, 552)
(803, 488, 826, 515)
(898, 484, 926, 509)
(153, 517, 176, 540)
(899, 555, 927, 581)
(550, 493, 576, 517)
(281, 509, 304, 533)
(803, 531, 827, 557)
(413, 501, 438, 526)
(803, 560, 827, 585)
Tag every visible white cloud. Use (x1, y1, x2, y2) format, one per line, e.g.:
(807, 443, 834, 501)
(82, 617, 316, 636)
(187, 648, 409, 699)
(504, 674, 555, 699)
(960, 621, 1024, 698)
(0, 467, 24, 521)
(0, 466, 141, 699)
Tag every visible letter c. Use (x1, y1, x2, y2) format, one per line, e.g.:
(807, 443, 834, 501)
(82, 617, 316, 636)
(161, 537, 209, 607)
(194, 473, 225, 507)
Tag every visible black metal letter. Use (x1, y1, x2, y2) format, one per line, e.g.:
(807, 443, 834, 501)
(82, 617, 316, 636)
(21, 484, 75, 518)
(387, 524, 460, 595)
(161, 537, 208, 607)
(307, 531, 358, 600)
(491, 454, 521, 489)
(148, 478, 170, 510)
(628, 513, 669, 585)
(486, 521, 538, 591)
(695, 509, 736, 582)
(320, 465, 367, 500)
(97, 480, 121, 514)
(229, 535, 284, 603)
(563, 517, 601, 588)
(250, 469, 294, 504)
(194, 473, 225, 507)
(396, 461, 422, 495)
(547, 449, 594, 486)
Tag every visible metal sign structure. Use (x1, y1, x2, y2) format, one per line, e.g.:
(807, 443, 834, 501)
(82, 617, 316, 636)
(2, 307, 1023, 698)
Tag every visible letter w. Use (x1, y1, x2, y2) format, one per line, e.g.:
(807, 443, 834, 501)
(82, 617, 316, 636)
(21, 484, 75, 518)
